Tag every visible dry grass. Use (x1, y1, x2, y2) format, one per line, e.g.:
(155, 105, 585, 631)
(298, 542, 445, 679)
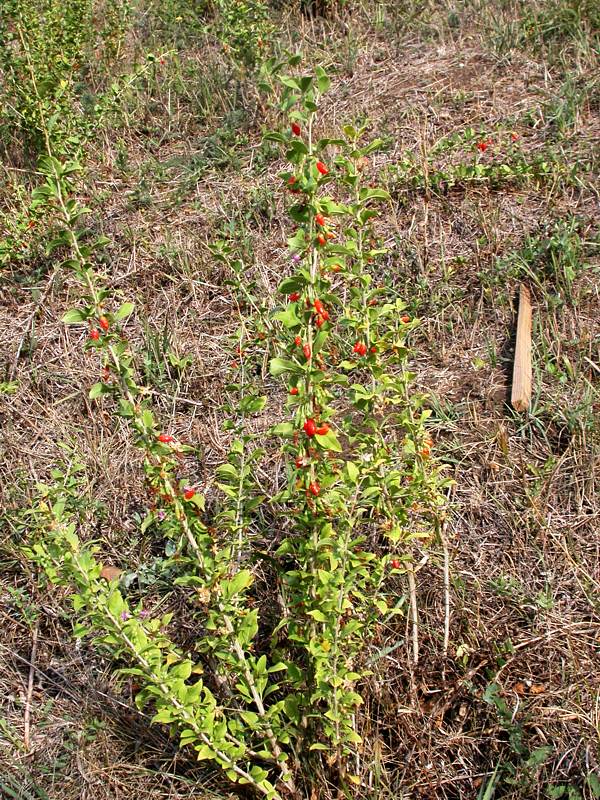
(1, 1, 599, 798)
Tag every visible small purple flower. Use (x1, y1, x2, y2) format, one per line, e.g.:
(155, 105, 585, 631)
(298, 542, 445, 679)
(120, 610, 130, 621)
(291, 253, 301, 264)
(139, 609, 150, 619)
(156, 510, 166, 521)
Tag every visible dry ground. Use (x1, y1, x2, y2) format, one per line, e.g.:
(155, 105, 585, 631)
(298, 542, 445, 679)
(1, 1, 599, 798)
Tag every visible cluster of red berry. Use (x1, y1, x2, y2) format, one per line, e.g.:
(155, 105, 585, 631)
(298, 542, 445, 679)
(89, 316, 109, 340)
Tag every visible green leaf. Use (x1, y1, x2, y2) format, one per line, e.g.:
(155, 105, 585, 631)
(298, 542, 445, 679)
(179, 728, 197, 746)
(315, 429, 342, 453)
(267, 662, 288, 673)
(315, 66, 330, 94)
(89, 382, 108, 400)
(359, 187, 391, 202)
(216, 464, 239, 481)
(307, 609, 327, 622)
(196, 744, 216, 760)
(286, 140, 309, 159)
(588, 773, 600, 799)
(280, 76, 300, 91)
(269, 358, 296, 377)
(345, 461, 359, 483)
(115, 302, 135, 320)
(272, 422, 295, 437)
(62, 308, 88, 324)
(263, 131, 287, 143)
(273, 306, 302, 329)
(278, 275, 307, 294)
(240, 395, 267, 414)
(313, 330, 328, 354)
(107, 590, 124, 618)
(118, 399, 134, 417)
(225, 569, 253, 599)
(250, 765, 269, 783)
(170, 660, 192, 680)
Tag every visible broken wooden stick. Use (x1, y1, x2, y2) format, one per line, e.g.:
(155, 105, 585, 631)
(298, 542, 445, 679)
(511, 284, 532, 412)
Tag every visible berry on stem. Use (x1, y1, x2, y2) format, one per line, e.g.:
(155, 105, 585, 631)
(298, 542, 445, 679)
(158, 433, 174, 444)
(289, 292, 300, 302)
(303, 344, 311, 360)
(99, 316, 109, 332)
(316, 161, 328, 175)
(183, 488, 195, 500)
(303, 418, 317, 437)
(315, 213, 325, 226)
(391, 558, 401, 570)
(291, 122, 301, 136)
(308, 481, 320, 497)
(89, 329, 100, 341)
(289, 387, 299, 395)
(315, 424, 330, 436)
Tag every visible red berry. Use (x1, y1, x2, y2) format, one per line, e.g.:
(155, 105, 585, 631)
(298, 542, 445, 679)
(183, 488, 195, 500)
(317, 234, 326, 246)
(391, 558, 401, 569)
(370, 346, 377, 353)
(511, 132, 519, 142)
(476, 140, 488, 152)
(158, 433, 174, 443)
(315, 316, 324, 328)
(316, 161, 328, 175)
(289, 387, 299, 395)
(291, 122, 301, 136)
(99, 316, 109, 332)
(295, 457, 305, 468)
(315, 213, 325, 226)
(308, 481, 320, 497)
(401, 314, 410, 323)
(304, 418, 317, 437)
(313, 299, 325, 315)
(303, 344, 311, 360)
(353, 341, 367, 357)
(315, 424, 329, 436)
(289, 292, 300, 302)
(294, 335, 302, 347)
(89, 329, 100, 341)
(321, 310, 330, 321)
(288, 175, 296, 186)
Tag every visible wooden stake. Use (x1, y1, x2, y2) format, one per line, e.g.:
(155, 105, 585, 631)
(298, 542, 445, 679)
(511, 284, 532, 412)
